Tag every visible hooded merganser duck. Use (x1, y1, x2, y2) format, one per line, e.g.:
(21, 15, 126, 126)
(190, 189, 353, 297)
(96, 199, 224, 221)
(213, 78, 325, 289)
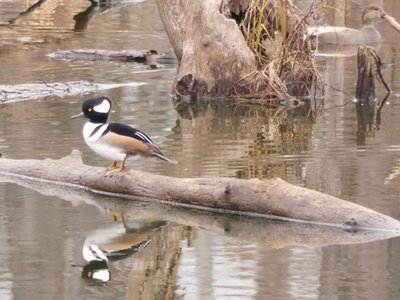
(308, 4, 399, 45)
(72, 96, 176, 171)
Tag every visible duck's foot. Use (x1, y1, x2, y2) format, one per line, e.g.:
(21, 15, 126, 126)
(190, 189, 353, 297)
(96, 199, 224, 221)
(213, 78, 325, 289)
(104, 161, 125, 173)
(97, 167, 119, 174)
(106, 161, 118, 170)
(107, 167, 125, 174)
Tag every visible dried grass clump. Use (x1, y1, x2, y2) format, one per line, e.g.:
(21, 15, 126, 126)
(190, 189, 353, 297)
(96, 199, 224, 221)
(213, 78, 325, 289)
(227, 0, 324, 105)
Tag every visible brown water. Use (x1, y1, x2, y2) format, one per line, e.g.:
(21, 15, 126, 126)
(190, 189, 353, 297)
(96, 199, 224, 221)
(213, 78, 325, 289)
(1, 0, 400, 299)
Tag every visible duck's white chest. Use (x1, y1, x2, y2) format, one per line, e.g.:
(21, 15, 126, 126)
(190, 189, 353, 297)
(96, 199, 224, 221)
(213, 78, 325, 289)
(82, 122, 126, 161)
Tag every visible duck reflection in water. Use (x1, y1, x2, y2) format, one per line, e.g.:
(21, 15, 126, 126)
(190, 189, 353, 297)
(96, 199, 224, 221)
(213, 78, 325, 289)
(81, 217, 167, 284)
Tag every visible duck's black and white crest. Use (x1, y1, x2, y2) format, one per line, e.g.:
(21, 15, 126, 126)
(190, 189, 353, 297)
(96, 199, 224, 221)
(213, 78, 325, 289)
(83, 96, 112, 123)
(71, 96, 112, 123)
(72, 96, 177, 170)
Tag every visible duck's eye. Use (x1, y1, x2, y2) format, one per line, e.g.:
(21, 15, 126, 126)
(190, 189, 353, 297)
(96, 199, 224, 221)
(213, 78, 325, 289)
(88, 108, 92, 112)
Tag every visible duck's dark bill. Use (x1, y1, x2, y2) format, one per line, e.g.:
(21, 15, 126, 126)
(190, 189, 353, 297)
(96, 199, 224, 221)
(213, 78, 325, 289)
(71, 112, 84, 119)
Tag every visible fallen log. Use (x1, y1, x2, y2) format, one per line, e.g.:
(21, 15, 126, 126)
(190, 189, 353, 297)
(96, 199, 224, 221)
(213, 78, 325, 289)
(0, 81, 144, 103)
(48, 49, 177, 64)
(1, 171, 398, 248)
(1, 150, 400, 232)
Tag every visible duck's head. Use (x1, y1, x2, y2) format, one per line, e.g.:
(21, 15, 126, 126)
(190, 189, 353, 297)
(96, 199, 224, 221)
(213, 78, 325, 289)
(362, 4, 386, 25)
(72, 96, 112, 123)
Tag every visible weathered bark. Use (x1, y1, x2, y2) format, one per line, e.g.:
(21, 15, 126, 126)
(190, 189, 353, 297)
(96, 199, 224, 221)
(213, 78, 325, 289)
(1, 150, 400, 232)
(155, 0, 258, 96)
(48, 49, 177, 63)
(0, 81, 143, 103)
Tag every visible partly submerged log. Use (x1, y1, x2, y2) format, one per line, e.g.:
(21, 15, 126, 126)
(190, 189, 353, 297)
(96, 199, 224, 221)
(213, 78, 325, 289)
(48, 49, 177, 64)
(1, 172, 398, 248)
(0, 81, 144, 103)
(1, 150, 400, 232)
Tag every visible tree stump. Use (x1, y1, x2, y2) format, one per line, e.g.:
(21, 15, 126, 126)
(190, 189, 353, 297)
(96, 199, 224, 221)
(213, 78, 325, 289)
(156, 0, 258, 96)
(356, 46, 377, 105)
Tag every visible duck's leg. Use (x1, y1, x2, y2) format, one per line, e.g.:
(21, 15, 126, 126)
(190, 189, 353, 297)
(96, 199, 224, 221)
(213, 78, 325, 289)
(105, 161, 118, 172)
(120, 155, 128, 171)
(107, 156, 128, 173)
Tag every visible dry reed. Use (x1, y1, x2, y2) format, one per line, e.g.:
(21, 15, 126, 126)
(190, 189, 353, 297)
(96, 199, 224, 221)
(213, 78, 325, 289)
(228, 0, 324, 105)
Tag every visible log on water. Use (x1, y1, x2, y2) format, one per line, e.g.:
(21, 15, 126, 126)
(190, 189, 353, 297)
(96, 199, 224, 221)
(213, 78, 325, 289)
(48, 49, 177, 63)
(0, 81, 144, 103)
(1, 150, 400, 232)
(1, 171, 398, 248)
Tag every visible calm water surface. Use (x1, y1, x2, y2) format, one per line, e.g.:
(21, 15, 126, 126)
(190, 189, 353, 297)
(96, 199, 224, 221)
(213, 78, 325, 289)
(1, 0, 400, 299)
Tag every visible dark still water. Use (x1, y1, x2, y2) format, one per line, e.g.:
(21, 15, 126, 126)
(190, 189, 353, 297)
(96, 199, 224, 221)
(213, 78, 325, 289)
(1, 0, 400, 299)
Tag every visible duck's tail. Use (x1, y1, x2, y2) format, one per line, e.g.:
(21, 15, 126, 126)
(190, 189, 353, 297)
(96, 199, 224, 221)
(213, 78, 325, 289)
(148, 144, 177, 164)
